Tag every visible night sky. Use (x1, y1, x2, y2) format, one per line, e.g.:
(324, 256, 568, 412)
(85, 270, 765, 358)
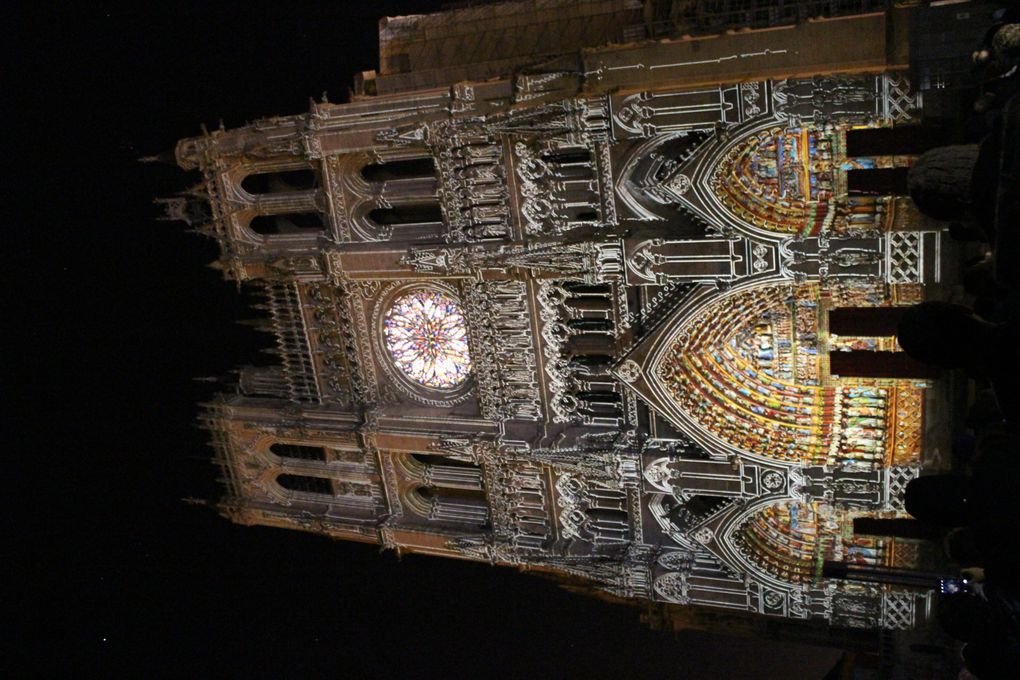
(11, 3, 842, 676)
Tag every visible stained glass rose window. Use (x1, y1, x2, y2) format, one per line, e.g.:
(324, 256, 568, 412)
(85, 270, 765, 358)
(383, 290, 472, 389)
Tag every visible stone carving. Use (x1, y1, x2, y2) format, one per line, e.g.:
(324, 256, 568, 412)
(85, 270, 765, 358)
(515, 71, 579, 102)
(882, 591, 919, 630)
(762, 589, 784, 609)
(773, 74, 879, 125)
(691, 527, 714, 546)
(616, 360, 641, 384)
(665, 172, 691, 196)
(740, 81, 762, 118)
(553, 471, 630, 546)
(886, 231, 922, 283)
(514, 141, 604, 235)
(428, 121, 511, 241)
(653, 571, 690, 604)
(463, 281, 542, 420)
(760, 470, 785, 492)
(643, 457, 674, 493)
(657, 550, 695, 571)
(881, 72, 921, 124)
(403, 241, 599, 278)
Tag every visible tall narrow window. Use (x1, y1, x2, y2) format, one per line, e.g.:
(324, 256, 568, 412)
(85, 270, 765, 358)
(270, 443, 328, 462)
(368, 204, 444, 226)
(248, 212, 325, 235)
(542, 149, 590, 164)
(411, 454, 477, 469)
(241, 169, 319, 194)
(417, 486, 486, 503)
(277, 474, 333, 495)
(361, 158, 436, 182)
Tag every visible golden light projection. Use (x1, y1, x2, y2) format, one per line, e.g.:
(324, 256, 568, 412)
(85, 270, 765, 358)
(656, 283, 923, 466)
(735, 501, 889, 583)
(712, 125, 838, 235)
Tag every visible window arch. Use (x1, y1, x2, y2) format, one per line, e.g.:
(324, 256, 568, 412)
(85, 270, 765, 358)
(711, 125, 838, 234)
(270, 443, 327, 462)
(654, 282, 924, 465)
(410, 453, 477, 469)
(360, 157, 437, 182)
(241, 168, 319, 194)
(276, 474, 333, 496)
(248, 212, 325, 235)
(734, 501, 888, 584)
(367, 203, 444, 226)
(407, 485, 489, 526)
(397, 453, 484, 490)
(541, 148, 591, 165)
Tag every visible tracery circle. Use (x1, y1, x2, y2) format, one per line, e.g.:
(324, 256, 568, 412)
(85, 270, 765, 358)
(383, 290, 472, 389)
(761, 470, 785, 491)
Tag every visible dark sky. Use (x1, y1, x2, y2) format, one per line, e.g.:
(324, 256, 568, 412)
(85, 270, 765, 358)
(10, 3, 841, 677)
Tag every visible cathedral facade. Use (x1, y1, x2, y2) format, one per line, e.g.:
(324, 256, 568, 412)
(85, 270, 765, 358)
(169, 2, 942, 633)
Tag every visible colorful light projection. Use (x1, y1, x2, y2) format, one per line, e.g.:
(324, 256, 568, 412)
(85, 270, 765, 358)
(383, 290, 472, 389)
(656, 283, 924, 466)
(735, 501, 890, 584)
(712, 125, 838, 236)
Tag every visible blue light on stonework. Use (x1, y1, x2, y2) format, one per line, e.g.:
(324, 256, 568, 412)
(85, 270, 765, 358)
(384, 290, 471, 388)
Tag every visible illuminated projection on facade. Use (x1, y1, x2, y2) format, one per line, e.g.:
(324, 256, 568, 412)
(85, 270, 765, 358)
(169, 7, 941, 635)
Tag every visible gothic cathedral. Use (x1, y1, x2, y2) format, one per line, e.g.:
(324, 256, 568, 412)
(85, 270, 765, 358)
(166, 2, 943, 633)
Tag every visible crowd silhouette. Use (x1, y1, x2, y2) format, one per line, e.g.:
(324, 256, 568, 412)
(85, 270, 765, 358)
(896, 9, 1020, 677)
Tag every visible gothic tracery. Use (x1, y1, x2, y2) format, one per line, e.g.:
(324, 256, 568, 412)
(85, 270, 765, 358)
(383, 289, 472, 389)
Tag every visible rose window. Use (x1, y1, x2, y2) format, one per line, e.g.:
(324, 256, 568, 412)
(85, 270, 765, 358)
(383, 290, 472, 389)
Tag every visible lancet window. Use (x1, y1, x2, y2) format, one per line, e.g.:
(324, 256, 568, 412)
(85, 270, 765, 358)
(360, 157, 437, 183)
(276, 473, 333, 496)
(262, 283, 319, 402)
(515, 142, 603, 234)
(240, 168, 319, 194)
(399, 453, 485, 489)
(248, 212, 326, 235)
(270, 443, 328, 462)
(540, 280, 623, 425)
(410, 486, 489, 526)
(397, 452, 488, 526)
(408, 454, 484, 490)
(367, 203, 444, 227)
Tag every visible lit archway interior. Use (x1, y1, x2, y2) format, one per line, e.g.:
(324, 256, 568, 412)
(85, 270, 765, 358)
(655, 283, 923, 465)
(711, 125, 838, 236)
(735, 501, 889, 584)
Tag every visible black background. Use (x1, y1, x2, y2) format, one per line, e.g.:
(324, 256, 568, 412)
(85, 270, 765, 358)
(10, 3, 840, 676)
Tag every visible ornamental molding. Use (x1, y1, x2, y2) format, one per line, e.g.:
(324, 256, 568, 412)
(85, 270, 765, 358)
(653, 571, 690, 604)
(402, 241, 602, 280)
(462, 281, 542, 421)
